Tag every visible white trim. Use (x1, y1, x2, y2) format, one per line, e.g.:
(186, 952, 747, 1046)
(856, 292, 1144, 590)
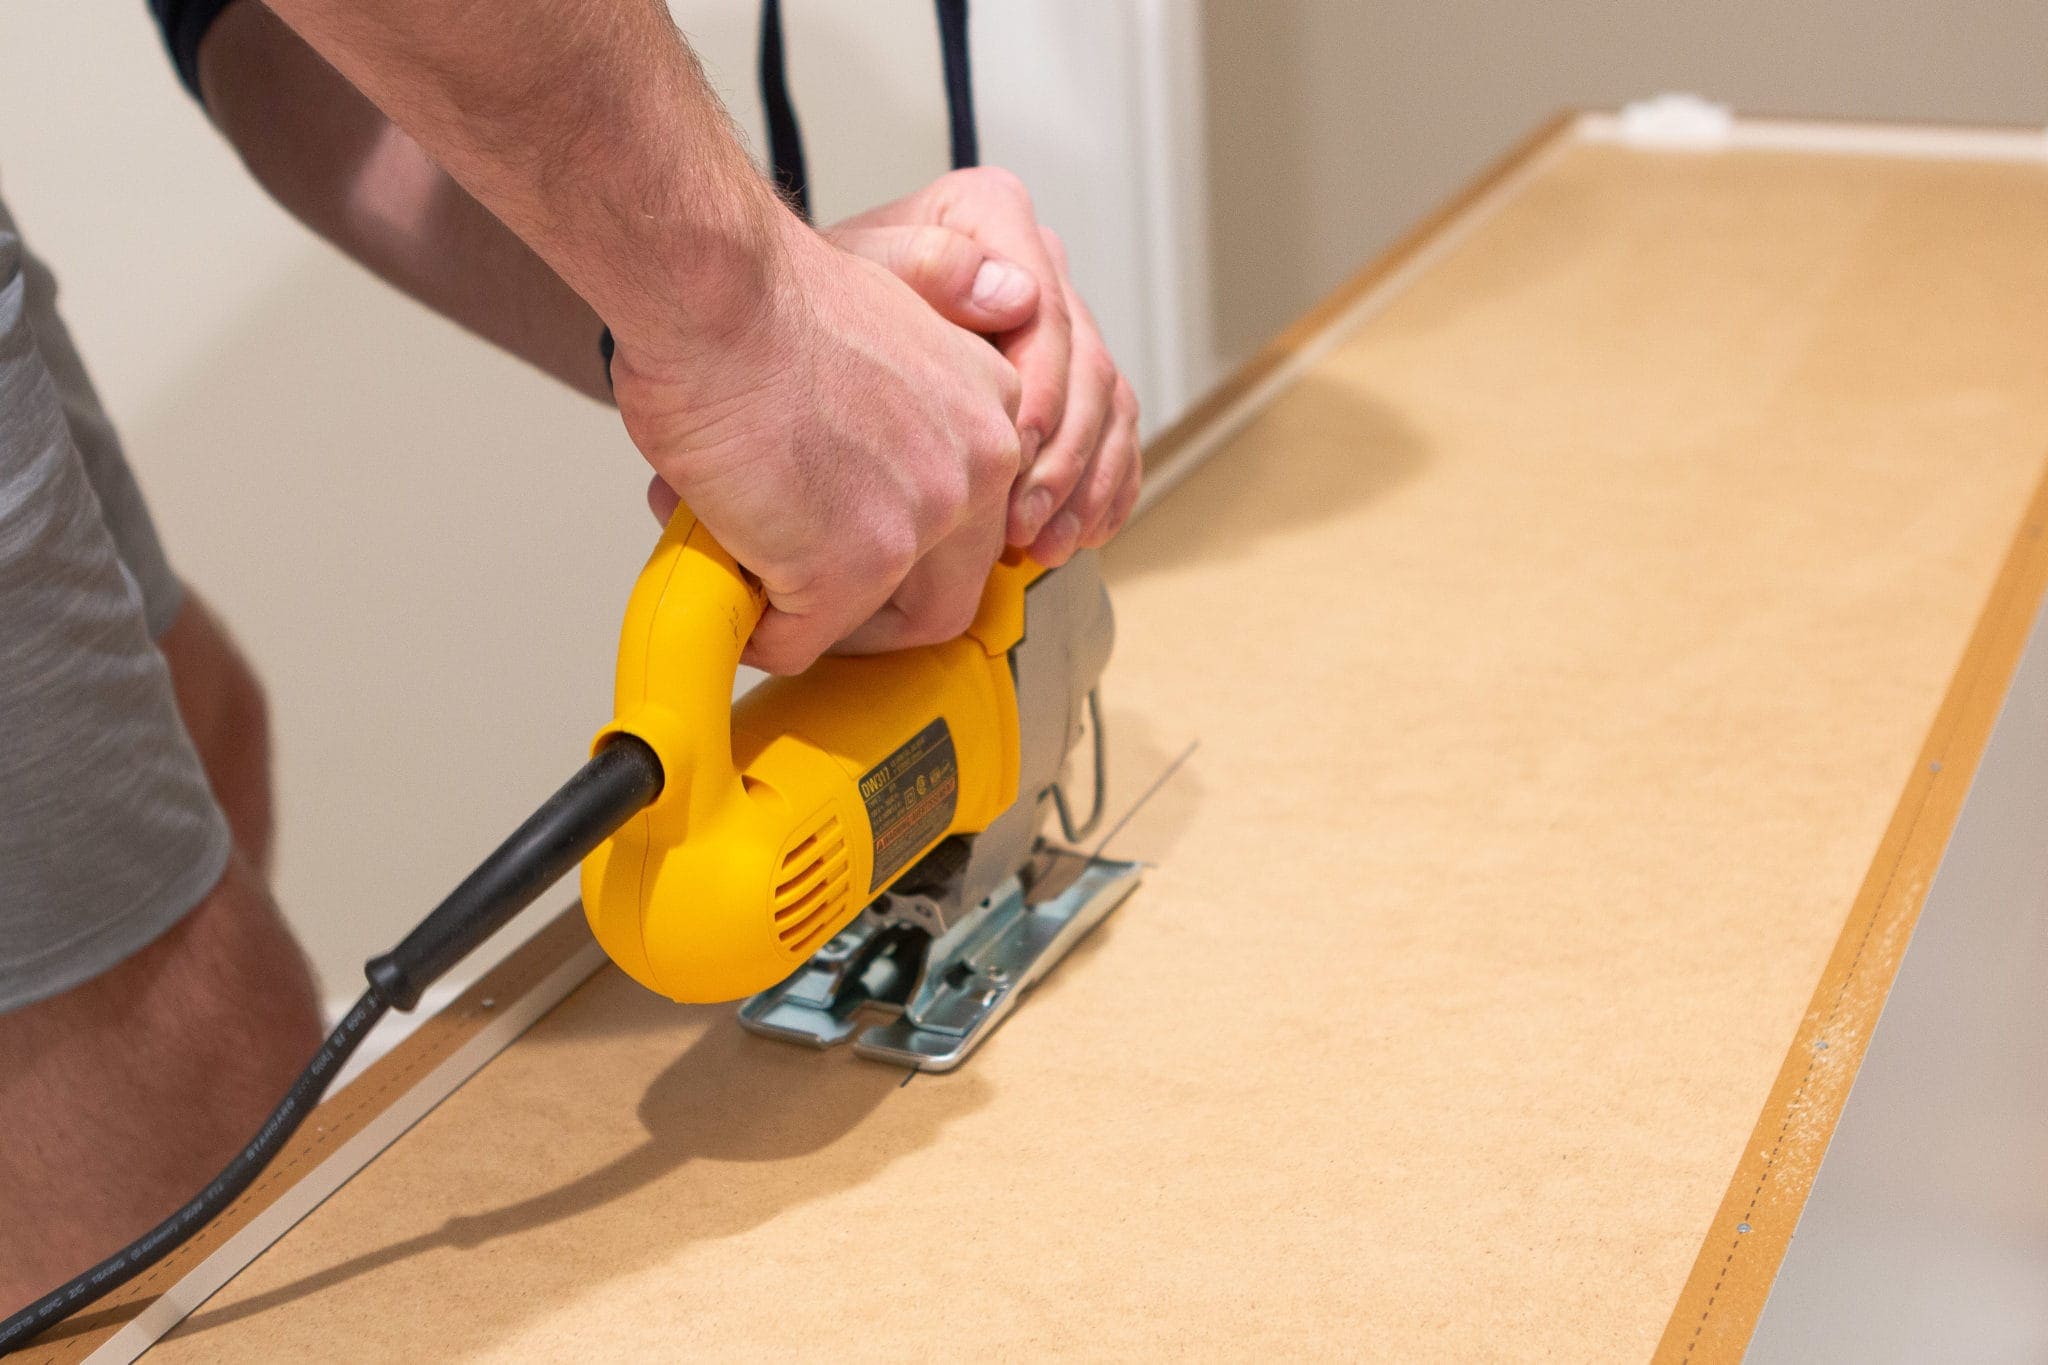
(1578, 106, 2048, 163)
(1130, 0, 1221, 422)
(1604, 93, 1737, 150)
(85, 936, 608, 1364)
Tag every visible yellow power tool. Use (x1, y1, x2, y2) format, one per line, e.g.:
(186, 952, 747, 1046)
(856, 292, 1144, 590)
(579, 506, 1140, 1070)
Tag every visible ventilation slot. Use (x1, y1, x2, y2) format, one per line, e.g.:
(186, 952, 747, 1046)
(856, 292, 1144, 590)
(773, 816, 850, 956)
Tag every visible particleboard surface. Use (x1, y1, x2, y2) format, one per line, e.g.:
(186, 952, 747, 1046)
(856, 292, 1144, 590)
(141, 138, 2048, 1361)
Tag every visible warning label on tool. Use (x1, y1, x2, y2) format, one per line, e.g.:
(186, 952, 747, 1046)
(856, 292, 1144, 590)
(859, 717, 959, 891)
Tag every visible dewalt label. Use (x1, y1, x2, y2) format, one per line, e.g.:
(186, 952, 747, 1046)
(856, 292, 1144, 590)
(859, 718, 959, 891)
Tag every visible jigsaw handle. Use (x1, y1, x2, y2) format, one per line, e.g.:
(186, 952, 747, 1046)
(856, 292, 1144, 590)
(593, 503, 765, 828)
(585, 503, 1044, 1003)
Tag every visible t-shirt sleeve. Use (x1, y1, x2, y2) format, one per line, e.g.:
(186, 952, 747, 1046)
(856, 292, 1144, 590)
(0, 225, 232, 1013)
(147, 0, 241, 103)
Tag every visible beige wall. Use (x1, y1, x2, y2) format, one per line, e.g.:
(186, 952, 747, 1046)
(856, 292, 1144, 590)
(1203, 0, 2048, 359)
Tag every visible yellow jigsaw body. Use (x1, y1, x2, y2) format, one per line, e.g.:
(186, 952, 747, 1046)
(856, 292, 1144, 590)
(582, 506, 1042, 1003)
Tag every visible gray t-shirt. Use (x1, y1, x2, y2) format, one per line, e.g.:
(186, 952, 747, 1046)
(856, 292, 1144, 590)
(0, 186, 231, 1011)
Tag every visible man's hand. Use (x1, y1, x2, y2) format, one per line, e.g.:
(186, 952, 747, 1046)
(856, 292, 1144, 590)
(244, 1, 1134, 671)
(618, 217, 1025, 674)
(829, 168, 1144, 567)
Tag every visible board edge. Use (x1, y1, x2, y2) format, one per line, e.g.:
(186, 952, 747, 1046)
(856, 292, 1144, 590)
(1654, 470, 2048, 1362)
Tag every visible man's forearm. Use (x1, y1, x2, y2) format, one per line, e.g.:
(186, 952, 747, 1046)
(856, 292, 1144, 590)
(259, 0, 789, 371)
(220, 0, 1041, 674)
(200, 2, 611, 400)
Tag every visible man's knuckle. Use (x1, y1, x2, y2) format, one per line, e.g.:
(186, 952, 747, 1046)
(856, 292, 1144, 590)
(1082, 347, 1119, 393)
(1113, 474, 1143, 531)
(917, 226, 968, 275)
(1069, 484, 1110, 523)
(974, 425, 1022, 483)
(908, 592, 980, 646)
(1079, 453, 1127, 515)
(923, 458, 974, 521)
(973, 165, 1031, 205)
(901, 225, 943, 268)
(872, 523, 920, 579)
(884, 228, 936, 287)
(1037, 444, 1083, 489)
(753, 638, 805, 675)
(1043, 286, 1073, 330)
(1113, 375, 1139, 418)
(941, 592, 981, 638)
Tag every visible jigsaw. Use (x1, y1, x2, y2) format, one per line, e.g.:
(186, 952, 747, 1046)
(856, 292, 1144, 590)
(581, 505, 1140, 1070)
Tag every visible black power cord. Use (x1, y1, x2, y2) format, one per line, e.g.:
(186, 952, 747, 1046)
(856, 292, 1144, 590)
(935, 0, 978, 172)
(757, 0, 980, 225)
(0, 734, 662, 1354)
(758, 0, 809, 222)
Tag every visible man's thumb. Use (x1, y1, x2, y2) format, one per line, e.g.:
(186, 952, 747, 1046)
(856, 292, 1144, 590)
(843, 225, 1039, 334)
(964, 256, 1038, 330)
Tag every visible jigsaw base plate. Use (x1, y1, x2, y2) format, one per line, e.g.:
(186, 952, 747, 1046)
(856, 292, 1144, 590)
(737, 853, 1142, 1071)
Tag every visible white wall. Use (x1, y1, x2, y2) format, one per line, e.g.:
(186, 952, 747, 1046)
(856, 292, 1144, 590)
(0, 2, 1201, 1010)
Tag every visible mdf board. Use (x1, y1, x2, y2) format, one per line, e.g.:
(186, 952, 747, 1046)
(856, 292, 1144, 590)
(37, 114, 2048, 1361)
